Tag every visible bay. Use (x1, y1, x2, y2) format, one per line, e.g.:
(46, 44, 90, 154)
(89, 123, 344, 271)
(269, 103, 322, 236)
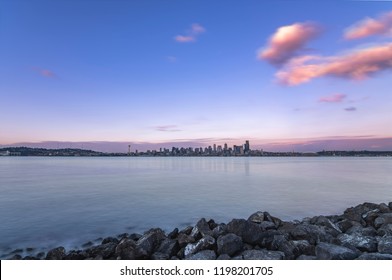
(0, 157, 391, 257)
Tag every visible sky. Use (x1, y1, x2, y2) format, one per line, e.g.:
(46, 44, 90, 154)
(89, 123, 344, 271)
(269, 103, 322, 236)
(1, 0, 392, 152)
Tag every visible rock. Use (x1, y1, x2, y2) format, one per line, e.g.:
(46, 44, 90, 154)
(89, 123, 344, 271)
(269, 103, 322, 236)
(266, 235, 297, 260)
(389, 202, 392, 210)
(207, 219, 218, 230)
(336, 219, 356, 233)
(82, 241, 94, 248)
(248, 211, 265, 223)
(217, 233, 243, 256)
(297, 255, 317, 260)
(292, 240, 315, 256)
(184, 235, 215, 257)
(179, 226, 193, 235)
(36, 252, 45, 259)
(212, 224, 227, 239)
(102, 237, 119, 245)
(11, 249, 23, 254)
(86, 243, 117, 259)
(310, 216, 342, 236)
(186, 250, 216, 260)
(115, 239, 137, 260)
(129, 233, 142, 241)
(336, 233, 377, 252)
(374, 213, 392, 229)
(217, 253, 231, 260)
(226, 219, 263, 245)
(362, 209, 380, 227)
(23, 256, 39, 260)
(241, 249, 285, 260)
(260, 221, 277, 231)
(315, 242, 359, 260)
(290, 224, 331, 245)
(10, 254, 22, 260)
(377, 223, 392, 236)
(345, 225, 377, 237)
(177, 233, 195, 248)
(64, 250, 88, 260)
(356, 253, 392, 260)
(46, 247, 66, 260)
(195, 218, 213, 237)
(379, 203, 390, 213)
(157, 239, 180, 257)
(136, 228, 166, 257)
(377, 236, 392, 254)
(344, 203, 380, 224)
(168, 228, 179, 239)
(264, 212, 282, 227)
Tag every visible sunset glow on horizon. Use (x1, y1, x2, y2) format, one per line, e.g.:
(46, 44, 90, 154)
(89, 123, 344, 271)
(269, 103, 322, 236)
(1, 0, 391, 152)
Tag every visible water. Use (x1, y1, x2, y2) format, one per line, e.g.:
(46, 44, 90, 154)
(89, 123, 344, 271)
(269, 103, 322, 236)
(0, 156, 391, 257)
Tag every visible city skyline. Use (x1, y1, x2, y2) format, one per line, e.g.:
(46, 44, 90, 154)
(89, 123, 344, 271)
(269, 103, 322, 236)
(1, 0, 392, 152)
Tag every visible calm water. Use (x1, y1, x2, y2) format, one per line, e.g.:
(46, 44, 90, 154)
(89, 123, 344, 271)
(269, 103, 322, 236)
(0, 156, 391, 257)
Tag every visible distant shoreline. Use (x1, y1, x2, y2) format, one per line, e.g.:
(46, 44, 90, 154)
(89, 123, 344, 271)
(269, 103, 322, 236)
(4, 202, 392, 260)
(1, 147, 392, 157)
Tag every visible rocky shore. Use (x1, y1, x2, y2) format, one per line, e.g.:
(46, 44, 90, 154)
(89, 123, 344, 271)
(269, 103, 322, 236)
(8, 202, 392, 260)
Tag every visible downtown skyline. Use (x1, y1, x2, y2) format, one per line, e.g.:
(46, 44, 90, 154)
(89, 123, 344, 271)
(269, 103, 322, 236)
(1, 0, 392, 152)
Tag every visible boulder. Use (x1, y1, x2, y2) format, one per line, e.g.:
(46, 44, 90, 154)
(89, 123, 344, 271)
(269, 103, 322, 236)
(290, 224, 331, 245)
(212, 224, 227, 239)
(184, 235, 215, 257)
(102, 237, 119, 245)
(217, 233, 243, 256)
(226, 219, 263, 245)
(248, 211, 265, 224)
(292, 240, 315, 256)
(315, 242, 359, 260)
(310, 216, 342, 235)
(377, 223, 392, 236)
(374, 213, 392, 229)
(64, 250, 88, 260)
(167, 228, 179, 239)
(177, 233, 195, 248)
(115, 239, 137, 260)
(46, 247, 66, 260)
(297, 255, 317, 260)
(343, 203, 380, 224)
(86, 243, 117, 259)
(345, 225, 377, 237)
(377, 236, 392, 254)
(157, 239, 180, 257)
(217, 253, 231, 260)
(186, 250, 216, 260)
(136, 228, 166, 257)
(151, 252, 169, 260)
(336, 233, 377, 252)
(260, 221, 277, 231)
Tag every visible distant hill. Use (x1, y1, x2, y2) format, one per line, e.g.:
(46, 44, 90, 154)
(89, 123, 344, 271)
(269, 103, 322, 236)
(0, 147, 105, 156)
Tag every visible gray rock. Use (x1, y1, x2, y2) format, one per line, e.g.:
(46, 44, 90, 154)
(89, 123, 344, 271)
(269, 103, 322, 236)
(264, 212, 282, 227)
(157, 239, 180, 257)
(86, 242, 117, 259)
(184, 235, 215, 257)
(356, 253, 392, 260)
(292, 240, 315, 256)
(186, 250, 216, 260)
(248, 211, 265, 223)
(212, 224, 227, 239)
(260, 221, 277, 231)
(64, 250, 88, 260)
(310, 216, 342, 235)
(241, 249, 285, 260)
(377, 223, 392, 236)
(336, 219, 356, 233)
(168, 228, 179, 239)
(379, 203, 390, 213)
(102, 237, 119, 245)
(179, 226, 193, 235)
(315, 242, 359, 260)
(177, 233, 195, 248)
(226, 219, 263, 245)
(46, 247, 66, 260)
(377, 236, 392, 254)
(345, 225, 377, 237)
(194, 218, 213, 237)
(290, 224, 331, 245)
(136, 228, 166, 257)
(217, 233, 243, 256)
(344, 203, 380, 224)
(337, 233, 377, 252)
(115, 239, 137, 260)
(374, 213, 392, 229)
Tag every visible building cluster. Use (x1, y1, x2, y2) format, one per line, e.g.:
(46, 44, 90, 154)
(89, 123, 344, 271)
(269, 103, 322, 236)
(131, 140, 264, 157)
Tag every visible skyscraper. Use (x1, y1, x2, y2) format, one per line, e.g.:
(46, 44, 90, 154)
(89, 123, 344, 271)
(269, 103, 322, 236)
(244, 140, 250, 152)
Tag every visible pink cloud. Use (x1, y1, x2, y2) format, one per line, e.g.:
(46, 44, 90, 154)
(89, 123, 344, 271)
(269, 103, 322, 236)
(174, 23, 205, 43)
(258, 22, 321, 65)
(155, 125, 182, 132)
(277, 42, 392, 85)
(319, 93, 347, 103)
(344, 11, 392, 40)
(32, 67, 57, 78)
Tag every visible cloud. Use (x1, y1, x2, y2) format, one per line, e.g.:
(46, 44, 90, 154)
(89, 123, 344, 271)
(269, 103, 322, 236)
(319, 93, 347, 103)
(258, 22, 321, 65)
(345, 107, 357, 111)
(174, 23, 205, 43)
(277, 42, 392, 85)
(32, 67, 57, 78)
(155, 125, 182, 132)
(344, 11, 392, 40)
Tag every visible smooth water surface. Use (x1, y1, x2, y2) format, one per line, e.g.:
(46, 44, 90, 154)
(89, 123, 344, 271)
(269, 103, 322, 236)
(0, 157, 391, 256)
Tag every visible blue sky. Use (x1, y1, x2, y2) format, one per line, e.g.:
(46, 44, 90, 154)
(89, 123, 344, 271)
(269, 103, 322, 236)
(1, 0, 391, 151)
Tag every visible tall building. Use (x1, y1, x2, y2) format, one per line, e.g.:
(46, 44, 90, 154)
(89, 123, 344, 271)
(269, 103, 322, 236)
(244, 140, 250, 152)
(224, 143, 228, 151)
(213, 144, 216, 152)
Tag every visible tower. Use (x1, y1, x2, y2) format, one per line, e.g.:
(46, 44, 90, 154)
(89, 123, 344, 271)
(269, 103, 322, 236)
(128, 145, 131, 156)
